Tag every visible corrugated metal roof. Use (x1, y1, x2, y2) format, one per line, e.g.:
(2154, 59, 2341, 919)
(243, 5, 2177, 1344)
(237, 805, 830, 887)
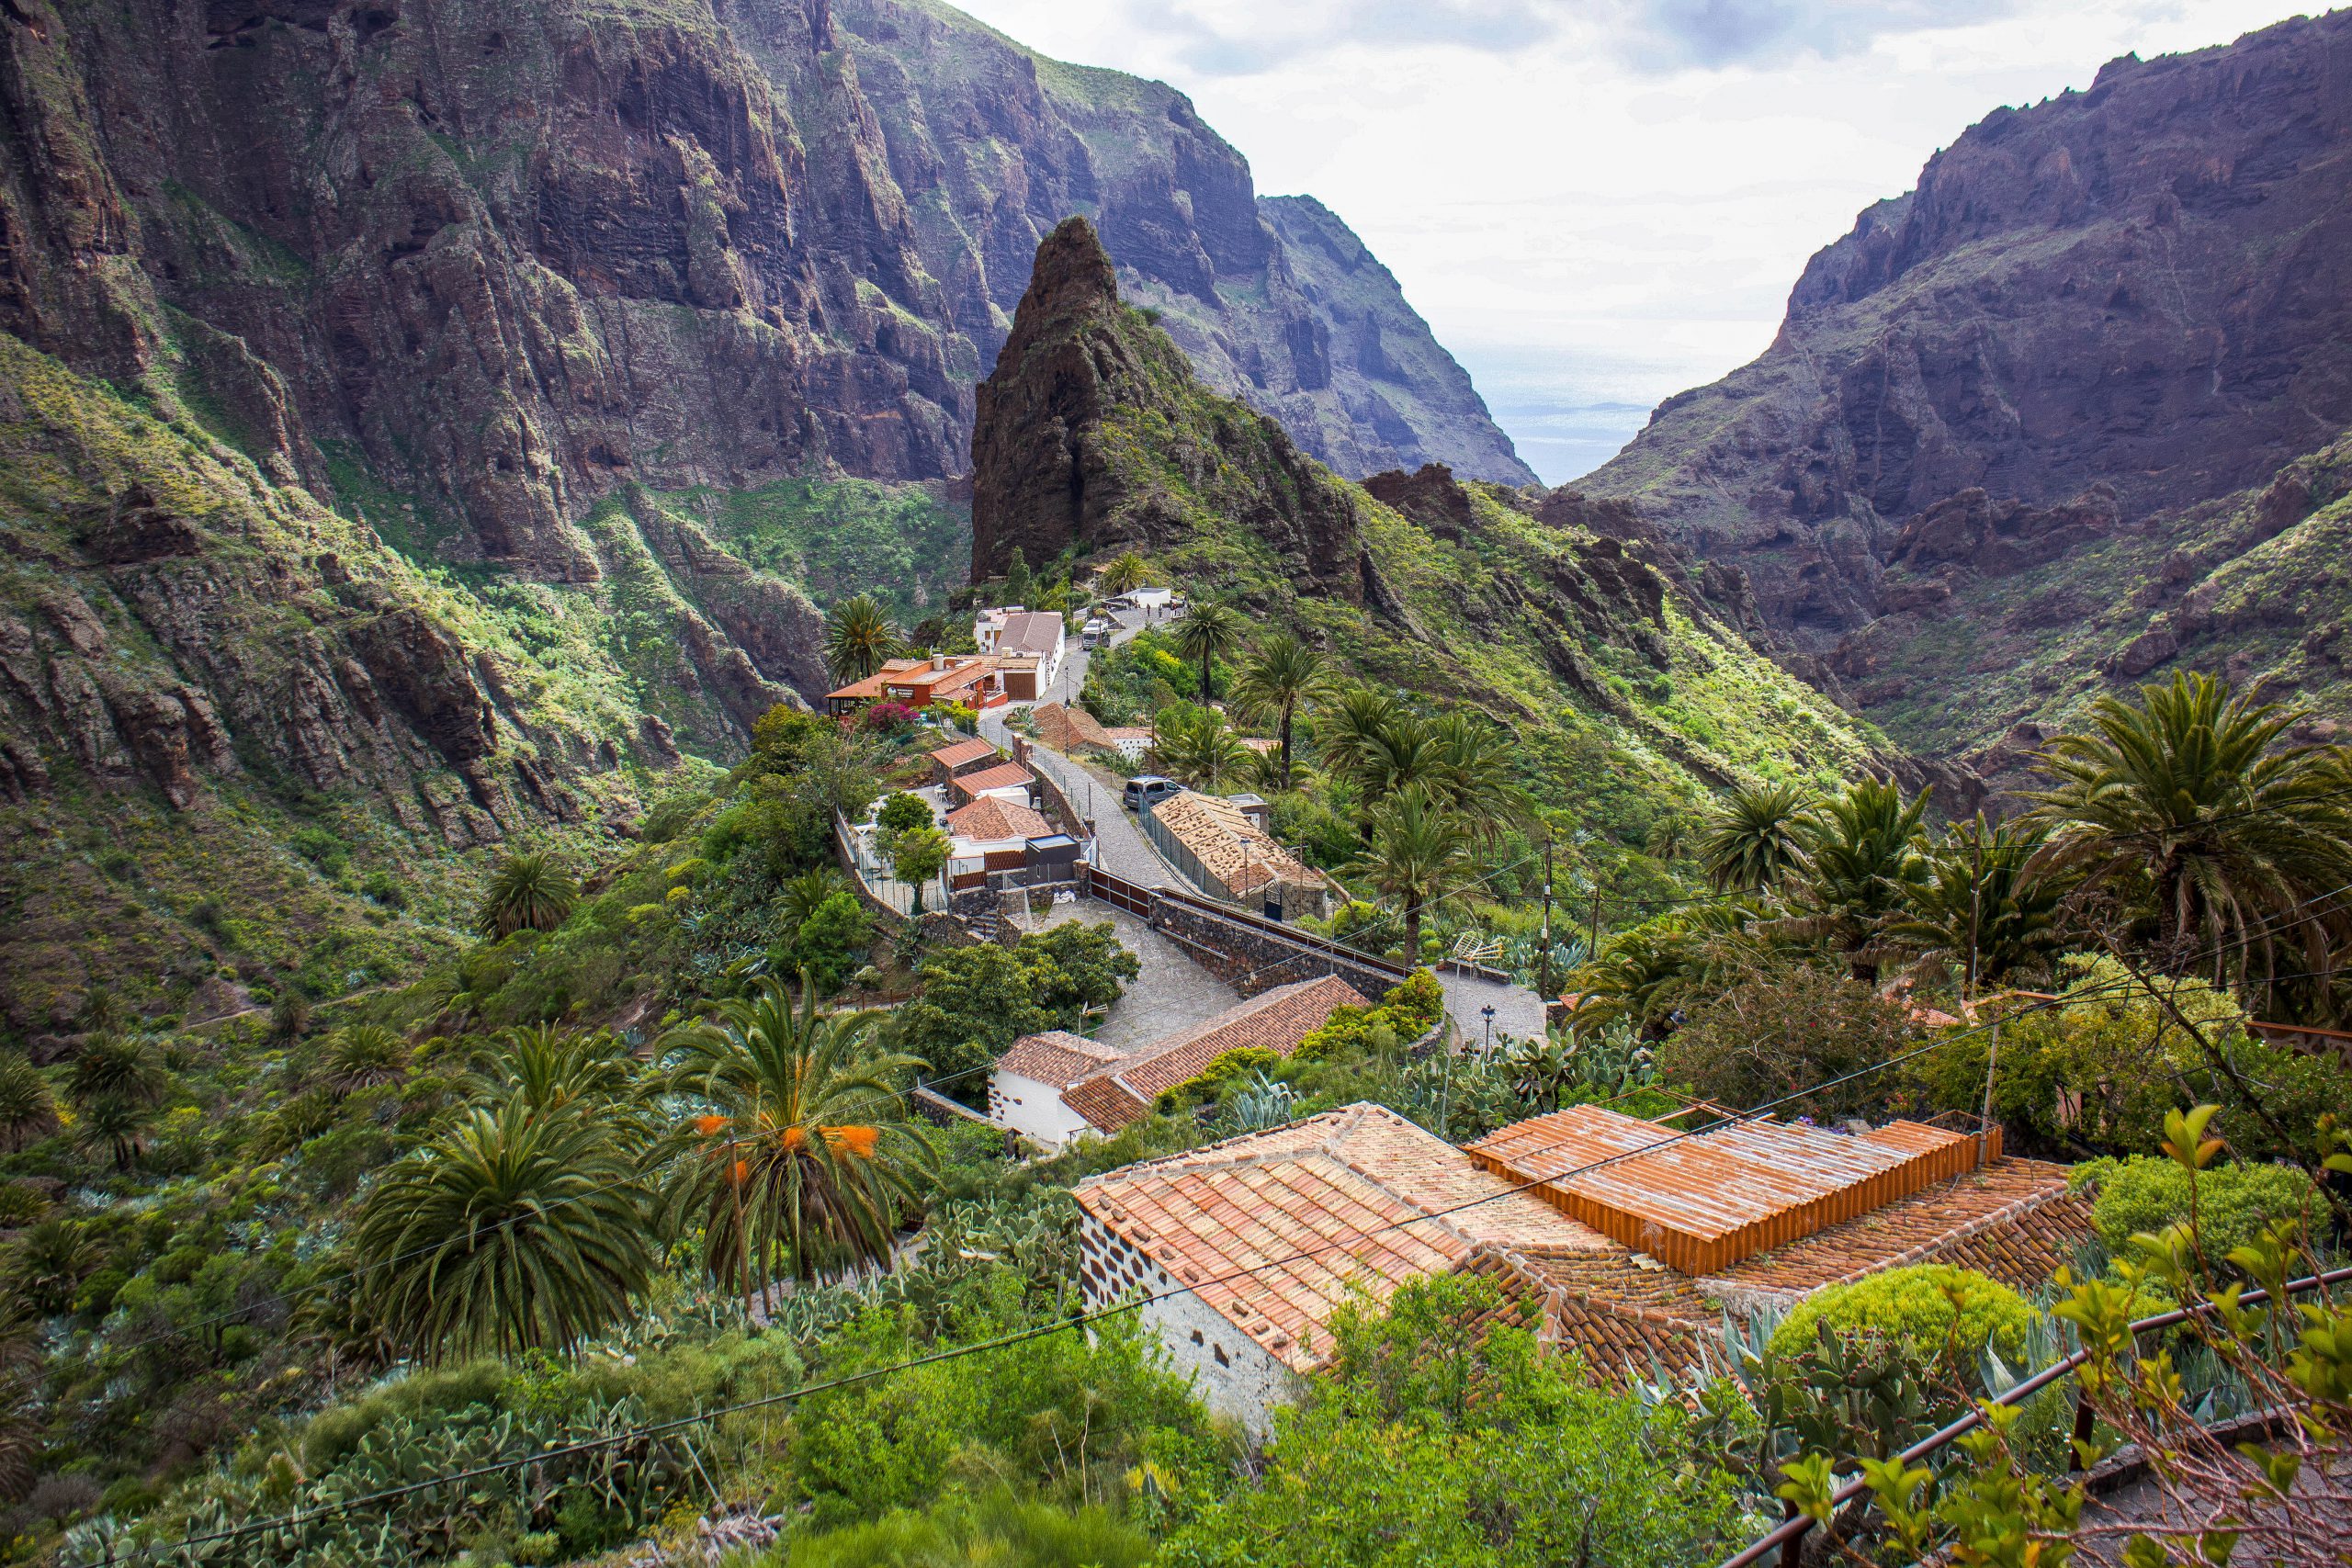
(1466, 1106, 1982, 1275)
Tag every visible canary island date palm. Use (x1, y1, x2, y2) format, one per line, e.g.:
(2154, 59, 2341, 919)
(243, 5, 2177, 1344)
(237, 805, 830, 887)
(1098, 550, 1151, 596)
(1355, 784, 1476, 962)
(474, 1023, 650, 1134)
(1887, 815, 2075, 993)
(1169, 600, 1246, 705)
(824, 592, 902, 686)
(1426, 711, 1532, 846)
(1148, 705, 1250, 790)
(662, 975, 937, 1307)
(1699, 782, 1816, 895)
(1230, 632, 1330, 790)
(1781, 776, 1931, 984)
(2030, 671, 2352, 985)
(350, 1098, 657, 1362)
(316, 1023, 412, 1097)
(475, 851, 579, 940)
(0, 1055, 58, 1153)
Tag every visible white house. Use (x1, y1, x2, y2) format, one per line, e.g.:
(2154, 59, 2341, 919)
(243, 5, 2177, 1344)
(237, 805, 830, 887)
(988, 1031, 1125, 1148)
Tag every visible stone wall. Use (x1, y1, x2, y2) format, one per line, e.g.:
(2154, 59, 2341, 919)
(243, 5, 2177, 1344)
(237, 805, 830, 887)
(1075, 1212, 1299, 1436)
(1144, 892, 1396, 1001)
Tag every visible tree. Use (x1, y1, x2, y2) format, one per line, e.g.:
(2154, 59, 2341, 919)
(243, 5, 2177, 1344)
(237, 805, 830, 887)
(1658, 960, 1921, 1122)
(1426, 711, 1531, 846)
(1785, 777, 1931, 983)
(316, 1023, 411, 1097)
(825, 592, 903, 686)
(65, 1032, 165, 1110)
(475, 852, 579, 940)
(790, 891, 874, 994)
(1099, 550, 1151, 595)
(74, 1091, 156, 1171)
(1169, 600, 1245, 705)
(1231, 632, 1329, 790)
(662, 976, 936, 1301)
(1317, 683, 1408, 838)
(1002, 547, 1034, 607)
(1700, 782, 1815, 893)
(876, 791, 934, 839)
(476, 1024, 648, 1128)
(0, 1054, 57, 1152)
(349, 1099, 657, 1361)
(1148, 703, 1250, 789)
(888, 825, 952, 913)
(890, 927, 1134, 1091)
(2030, 671, 2352, 987)
(1356, 784, 1476, 960)
(780, 867, 854, 931)
(1887, 815, 2074, 991)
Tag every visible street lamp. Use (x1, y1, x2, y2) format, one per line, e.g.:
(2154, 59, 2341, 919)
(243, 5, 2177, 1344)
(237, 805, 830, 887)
(1480, 1005, 1496, 1062)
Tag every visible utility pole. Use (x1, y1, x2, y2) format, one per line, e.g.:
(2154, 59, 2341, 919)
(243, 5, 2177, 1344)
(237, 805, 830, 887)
(1978, 1020, 2001, 1169)
(1538, 833, 1555, 998)
(1589, 883, 1603, 964)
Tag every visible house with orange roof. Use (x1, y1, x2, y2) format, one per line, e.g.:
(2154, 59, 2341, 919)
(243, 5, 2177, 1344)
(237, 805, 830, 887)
(824, 654, 1007, 716)
(1073, 1100, 2091, 1432)
(946, 761, 1037, 808)
(988, 1031, 1127, 1145)
(928, 736, 1002, 786)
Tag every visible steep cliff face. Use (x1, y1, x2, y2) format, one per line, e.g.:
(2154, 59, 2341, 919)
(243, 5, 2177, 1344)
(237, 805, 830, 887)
(1585, 10, 2352, 715)
(971, 218, 1371, 601)
(826, 0, 1533, 485)
(974, 220, 1906, 829)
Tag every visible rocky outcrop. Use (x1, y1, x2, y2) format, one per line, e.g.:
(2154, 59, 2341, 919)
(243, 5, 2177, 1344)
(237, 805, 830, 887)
(972, 218, 1369, 603)
(1578, 11, 2352, 761)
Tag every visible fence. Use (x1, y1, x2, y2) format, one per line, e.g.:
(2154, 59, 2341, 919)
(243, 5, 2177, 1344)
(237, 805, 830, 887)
(832, 812, 951, 918)
(1718, 1264, 2352, 1568)
(1081, 863, 1155, 918)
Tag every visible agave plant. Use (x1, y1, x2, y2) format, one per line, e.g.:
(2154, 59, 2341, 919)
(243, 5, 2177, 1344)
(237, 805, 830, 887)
(473, 851, 579, 941)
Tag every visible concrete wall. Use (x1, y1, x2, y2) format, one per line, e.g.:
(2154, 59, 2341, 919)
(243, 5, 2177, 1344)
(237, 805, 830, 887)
(1076, 1213, 1298, 1436)
(988, 1069, 1094, 1149)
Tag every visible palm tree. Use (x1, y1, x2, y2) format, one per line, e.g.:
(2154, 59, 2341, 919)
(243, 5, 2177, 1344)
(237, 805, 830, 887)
(1426, 711, 1532, 846)
(2030, 671, 2352, 983)
(7, 1216, 97, 1314)
(317, 1023, 411, 1096)
(73, 1092, 156, 1172)
(1355, 784, 1476, 962)
(1317, 684, 1408, 837)
(1169, 601, 1246, 705)
(1888, 815, 2075, 994)
(781, 869, 851, 931)
(662, 976, 936, 1307)
(1148, 705, 1250, 790)
(65, 1032, 165, 1111)
(475, 1024, 647, 1129)
(1230, 632, 1330, 790)
(0, 1055, 58, 1152)
(824, 593, 902, 686)
(1785, 776, 1931, 983)
(351, 1099, 657, 1362)
(1099, 551, 1151, 596)
(475, 851, 579, 940)
(1699, 782, 1816, 893)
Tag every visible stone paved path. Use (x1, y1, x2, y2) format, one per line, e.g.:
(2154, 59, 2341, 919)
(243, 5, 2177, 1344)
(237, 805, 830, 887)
(1013, 897, 1240, 1051)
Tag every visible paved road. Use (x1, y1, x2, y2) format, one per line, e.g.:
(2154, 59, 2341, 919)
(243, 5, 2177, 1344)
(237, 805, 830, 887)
(979, 609, 1176, 888)
(1014, 899, 1240, 1052)
(1438, 968, 1550, 1050)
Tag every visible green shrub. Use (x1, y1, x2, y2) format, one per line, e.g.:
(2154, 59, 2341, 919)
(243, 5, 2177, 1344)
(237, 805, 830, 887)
(1770, 1264, 2034, 1365)
(781, 1491, 1153, 1568)
(787, 892, 874, 995)
(2071, 1156, 2320, 1258)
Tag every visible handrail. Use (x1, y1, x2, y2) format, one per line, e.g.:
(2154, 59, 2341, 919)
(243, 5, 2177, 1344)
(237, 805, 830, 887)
(1716, 1265, 2352, 1568)
(1153, 885, 1410, 976)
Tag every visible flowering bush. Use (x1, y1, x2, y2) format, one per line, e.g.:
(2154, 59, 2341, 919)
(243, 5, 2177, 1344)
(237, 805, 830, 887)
(862, 701, 918, 735)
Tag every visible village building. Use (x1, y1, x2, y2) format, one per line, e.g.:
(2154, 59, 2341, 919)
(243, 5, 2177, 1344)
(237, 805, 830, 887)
(825, 654, 1006, 716)
(987, 975, 1362, 1151)
(928, 736, 1001, 787)
(1032, 701, 1115, 756)
(946, 761, 1037, 808)
(973, 608, 1067, 699)
(1102, 727, 1153, 762)
(944, 795, 1056, 880)
(1140, 788, 1335, 919)
(988, 1031, 1128, 1146)
(1073, 1101, 2090, 1433)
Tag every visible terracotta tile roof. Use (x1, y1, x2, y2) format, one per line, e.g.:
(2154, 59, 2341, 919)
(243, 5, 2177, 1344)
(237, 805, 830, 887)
(1075, 1103, 1616, 1370)
(1147, 790, 1317, 896)
(995, 1030, 1125, 1089)
(1697, 1156, 2089, 1305)
(951, 761, 1035, 798)
(1468, 1106, 1982, 1275)
(1103, 727, 1153, 744)
(945, 795, 1051, 842)
(929, 738, 999, 770)
(1033, 702, 1114, 753)
(1060, 976, 1363, 1133)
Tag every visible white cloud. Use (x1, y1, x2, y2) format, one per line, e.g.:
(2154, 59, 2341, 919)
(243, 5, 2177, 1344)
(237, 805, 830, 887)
(941, 0, 2317, 481)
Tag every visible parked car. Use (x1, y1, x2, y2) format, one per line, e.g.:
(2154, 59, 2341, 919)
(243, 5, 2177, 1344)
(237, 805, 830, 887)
(1123, 774, 1181, 812)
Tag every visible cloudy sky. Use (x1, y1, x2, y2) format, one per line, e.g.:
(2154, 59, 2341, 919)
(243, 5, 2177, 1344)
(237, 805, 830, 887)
(946, 0, 2320, 482)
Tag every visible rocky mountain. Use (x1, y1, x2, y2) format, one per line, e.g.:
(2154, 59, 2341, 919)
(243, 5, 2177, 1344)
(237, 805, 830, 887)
(1581, 11, 2352, 769)
(974, 217, 1904, 826)
(0, 0, 1527, 1025)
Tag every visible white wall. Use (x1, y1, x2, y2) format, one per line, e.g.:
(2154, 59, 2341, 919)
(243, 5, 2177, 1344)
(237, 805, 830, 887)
(987, 1070, 1095, 1149)
(1075, 1213, 1299, 1436)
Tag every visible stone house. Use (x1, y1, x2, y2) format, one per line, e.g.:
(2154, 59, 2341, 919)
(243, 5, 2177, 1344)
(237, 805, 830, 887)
(1073, 1101, 2092, 1434)
(928, 736, 1001, 786)
(1142, 789, 1334, 919)
(988, 1030, 1125, 1147)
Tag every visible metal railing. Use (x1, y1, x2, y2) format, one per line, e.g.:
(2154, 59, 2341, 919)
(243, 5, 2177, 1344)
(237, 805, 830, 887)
(1718, 1265, 2352, 1568)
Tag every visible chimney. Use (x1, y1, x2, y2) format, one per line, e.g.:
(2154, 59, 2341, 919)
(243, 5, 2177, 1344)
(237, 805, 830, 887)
(932, 653, 948, 671)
